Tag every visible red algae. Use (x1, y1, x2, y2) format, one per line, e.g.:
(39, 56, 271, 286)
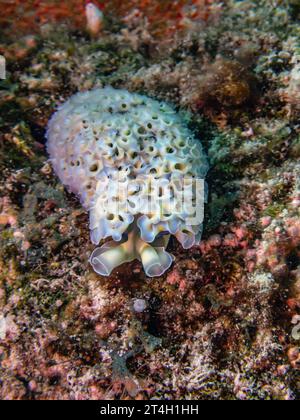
(0, 0, 102, 35)
(0, 0, 219, 38)
(101, 0, 219, 37)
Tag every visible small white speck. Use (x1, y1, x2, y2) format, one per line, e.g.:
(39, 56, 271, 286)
(133, 299, 147, 313)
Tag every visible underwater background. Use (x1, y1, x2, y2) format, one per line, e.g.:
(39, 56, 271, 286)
(0, 0, 299, 400)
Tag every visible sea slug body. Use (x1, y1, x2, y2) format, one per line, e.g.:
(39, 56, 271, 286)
(47, 87, 208, 277)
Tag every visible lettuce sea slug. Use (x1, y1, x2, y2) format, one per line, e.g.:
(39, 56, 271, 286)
(47, 87, 208, 277)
